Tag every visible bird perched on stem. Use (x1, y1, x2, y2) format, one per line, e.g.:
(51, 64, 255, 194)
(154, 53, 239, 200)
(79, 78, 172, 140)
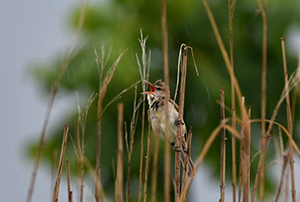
(142, 79, 194, 176)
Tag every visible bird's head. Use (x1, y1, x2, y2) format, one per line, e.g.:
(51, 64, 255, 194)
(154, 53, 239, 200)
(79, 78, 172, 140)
(142, 79, 169, 103)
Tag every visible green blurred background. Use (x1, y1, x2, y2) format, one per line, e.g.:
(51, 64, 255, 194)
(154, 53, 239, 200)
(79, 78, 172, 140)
(29, 0, 300, 201)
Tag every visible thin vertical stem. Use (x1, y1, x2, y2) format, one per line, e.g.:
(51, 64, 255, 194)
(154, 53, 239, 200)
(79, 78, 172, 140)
(175, 46, 188, 201)
(161, 0, 170, 201)
(151, 136, 160, 202)
(66, 159, 73, 202)
(181, 127, 193, 202)
(220, 87, 226, 202)
(126, 85, 139, 202)
(138, 31, 148, 202)
(116, 103, 124, 202)
(259, 1, 268, 201)
(51, 150, 58, 199)
(274, 154, 289, 202)
(238, 142, 243, 202)
(281, 37, 296, 202)
(228, 0, 237, 200)
(96, 95, 102, 202)
(143, 117, 152, 202)
(242, 107, 251, 202)
(52, 124, 69, 202)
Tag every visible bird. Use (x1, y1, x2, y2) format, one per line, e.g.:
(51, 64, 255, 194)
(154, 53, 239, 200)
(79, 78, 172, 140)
(142, 79, 194, 177)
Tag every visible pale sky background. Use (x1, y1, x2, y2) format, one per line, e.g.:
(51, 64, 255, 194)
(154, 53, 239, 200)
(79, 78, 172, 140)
(0, 0, 300, 202)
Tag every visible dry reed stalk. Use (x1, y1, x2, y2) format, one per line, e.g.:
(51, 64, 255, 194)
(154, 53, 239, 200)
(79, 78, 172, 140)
(281, 37, 296, 202)
(220, 87, 226, 202)
(274, 154, 289, 202)
(174, 46, 189, 201)
(96, 49, 126, 202)
(181, 127, 193, 202)
(52, 124, 70, 202)
(51, 150, 58, 200)
(75, 93, 97, 202)
(257, 0, 268, 200)
(161, 0, 171, 201)
(136, 31, 150, 202)
(151, 135, 160, 202)
(291, 85, 298, 124)
(143, 116, 152, 202)
(284, 156, 290, 202)
(242, 106, 251, 202)
(116, 103, 124, 202)
(138, 74, 146, 202)
(26, 2, 87, 201)
(238, 142, 243, 202)
(66, 159, 73, 202)
(228, 0, 237, 200)
(126, 86, 143, 202)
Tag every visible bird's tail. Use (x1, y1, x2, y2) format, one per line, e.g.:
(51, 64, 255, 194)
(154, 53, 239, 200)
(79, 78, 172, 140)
(180, 148, 195, 177)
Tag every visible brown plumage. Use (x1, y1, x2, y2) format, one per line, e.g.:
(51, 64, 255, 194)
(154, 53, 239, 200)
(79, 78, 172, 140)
(142, 79, 194, 176)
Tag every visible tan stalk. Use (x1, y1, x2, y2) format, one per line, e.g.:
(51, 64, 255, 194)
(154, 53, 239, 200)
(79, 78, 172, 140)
(242, 106, 251, 202)
(115, 103, 124, 202)
(274, 154, 289, 202)
(52, 124, 69, 202)
(51, 150, 58, 200)
(96, 49, 126, 202)
(175, 46, 189, 201)
(220, 87, 226, 202)
(126, 86, 143, 202)
(181, 127, 193, 202)
(137, 31, 149, 202)
(238, 141, 243, 202)
(256, 0, 268, 200)
(151, 135, 160, 202)
(143, 116, 152, 202)
(228, 0, 237, 200)
(66, 159, 73, 202)
(281, 37, 296, 202)
(75, 93, 97, 202)
(161, 0, 171, 201)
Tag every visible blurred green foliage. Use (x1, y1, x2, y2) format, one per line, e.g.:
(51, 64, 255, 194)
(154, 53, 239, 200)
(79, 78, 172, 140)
(29, 0, 300, 200)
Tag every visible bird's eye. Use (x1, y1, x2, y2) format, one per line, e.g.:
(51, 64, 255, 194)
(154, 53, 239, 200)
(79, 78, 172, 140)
(156, 87, 161, 91)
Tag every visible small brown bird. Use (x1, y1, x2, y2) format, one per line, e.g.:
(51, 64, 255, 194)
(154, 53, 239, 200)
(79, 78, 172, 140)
(142, 79, 194, 176)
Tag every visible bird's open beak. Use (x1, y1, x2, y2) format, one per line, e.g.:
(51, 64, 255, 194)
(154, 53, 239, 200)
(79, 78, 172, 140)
(141, 80, 156, 95)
